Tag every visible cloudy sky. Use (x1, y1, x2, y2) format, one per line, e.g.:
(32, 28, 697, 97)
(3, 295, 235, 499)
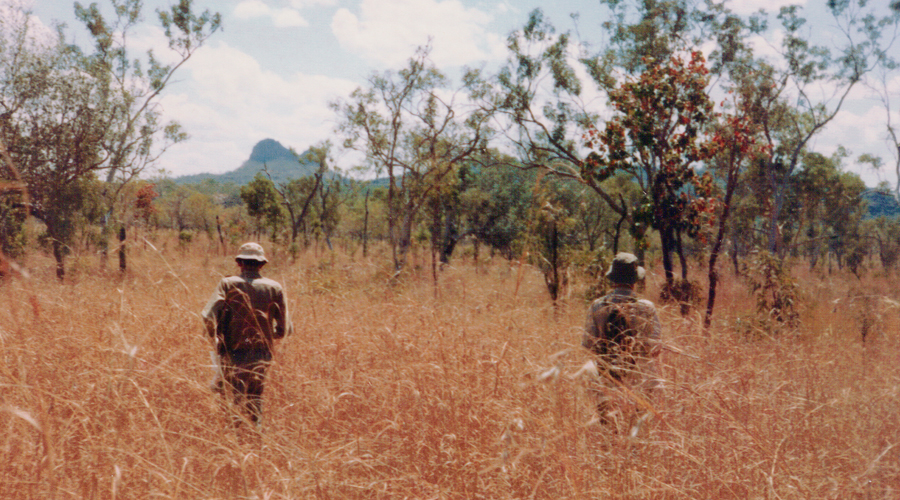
(27, 0, 900, 187)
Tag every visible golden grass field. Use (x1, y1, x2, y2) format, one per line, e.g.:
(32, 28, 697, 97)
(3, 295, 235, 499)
(1, 234, 898, 499)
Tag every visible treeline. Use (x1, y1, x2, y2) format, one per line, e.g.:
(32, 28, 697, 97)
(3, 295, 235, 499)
(131, 149, 900, 278)
(2, 0, 900, 328)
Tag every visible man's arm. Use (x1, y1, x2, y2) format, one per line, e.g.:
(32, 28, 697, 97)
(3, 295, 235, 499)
(647, 306, 662, 358)
(272, 286, 292, 339)
(201, 280, 227, 338)
(582, 301, 602, 351)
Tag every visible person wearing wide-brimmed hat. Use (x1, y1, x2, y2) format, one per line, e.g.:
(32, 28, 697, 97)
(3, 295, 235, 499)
(583, 252, 661, 431)
(202, 242, 292, 425)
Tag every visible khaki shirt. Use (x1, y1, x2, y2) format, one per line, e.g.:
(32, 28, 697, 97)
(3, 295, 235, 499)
(583, 288, 661, 377)
(202, 269, 292, 353)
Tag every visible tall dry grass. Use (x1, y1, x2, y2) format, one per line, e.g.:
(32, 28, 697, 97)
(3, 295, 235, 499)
(1, 234, 898, 499)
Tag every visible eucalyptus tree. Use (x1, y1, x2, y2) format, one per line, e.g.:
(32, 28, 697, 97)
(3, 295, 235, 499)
(493, 1, 741, 223)
(584, 50, 721, 296)
(788, 152, 868, 269)
(426, 150, 535, 265)
(332, 45, 492, 272)
(240, 173, 285, 239)
(0, 5, 103, 276)
(734, 1, 898, 254)
(282, 144, 344, 249)
(459, 152, 535, 260)
(263, 143, 328, 245)
(864, 215, 900, 271)
(703, 94, 769, 329)
(492, 2, 757, 300)
(0, 0, 220, 278)
(860, 37, 900, 198)
(78, 0, 221, 200)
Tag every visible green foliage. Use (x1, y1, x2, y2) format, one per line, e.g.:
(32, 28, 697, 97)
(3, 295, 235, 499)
(495, 1, 772, 286)
(568, 247, 612, 302)
(861, 216, 900, 270)
(332, 44, 491, 271)
(597, 0, 730, 76)
(779, 152, 868, 269)
(460, 160, 534, 259)
(42, 176, 105, 245)
(177, 229, 193, 250)
(0, 0, 220, 277)
(0, 195, 26, 258)
(527, 177, 584, 301)
(153, 183, 217, 232)
(733, 0, 896, 254)
(240, 173, 285, 237)
(745, 251, 800, 331)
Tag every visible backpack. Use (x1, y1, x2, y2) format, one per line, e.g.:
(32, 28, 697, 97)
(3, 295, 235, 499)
(595, 300, 638, 372)
(604, 305, 635, 348)
(220, 283, 274, 353)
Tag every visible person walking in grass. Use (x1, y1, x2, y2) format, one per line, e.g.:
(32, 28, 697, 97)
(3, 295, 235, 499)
(583, 252, 662, 432)
(202, 242, 292, 425)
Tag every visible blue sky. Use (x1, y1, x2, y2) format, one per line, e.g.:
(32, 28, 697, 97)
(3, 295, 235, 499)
(25, 0, 900, 187)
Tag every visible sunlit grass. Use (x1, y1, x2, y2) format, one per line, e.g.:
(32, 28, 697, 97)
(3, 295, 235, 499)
(1, 234, 898, 498)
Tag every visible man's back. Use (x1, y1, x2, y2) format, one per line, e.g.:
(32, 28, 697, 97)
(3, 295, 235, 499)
(583, 288, 661, 376)
(203, 271, 290, 352)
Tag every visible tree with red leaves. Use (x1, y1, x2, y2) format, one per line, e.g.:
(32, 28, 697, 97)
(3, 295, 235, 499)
(703, 102, 770, 329)
(583, 51, 719, 300)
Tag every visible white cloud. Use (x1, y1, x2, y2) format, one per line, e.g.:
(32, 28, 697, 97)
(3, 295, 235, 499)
(234, 0, 309, 28)
(234, 0, 270, 18)
(0, 1, 65, 49)
(271, 8, 309, 27)
(289, 0, 338, 7)
(727, 0, 805, 16)
(153, 41, 358, 176)
(331, 0, 506, 68)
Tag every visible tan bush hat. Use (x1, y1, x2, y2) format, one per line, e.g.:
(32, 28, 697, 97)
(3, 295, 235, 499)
(606, 252, 645, 284)
(236, 242, 268, 263)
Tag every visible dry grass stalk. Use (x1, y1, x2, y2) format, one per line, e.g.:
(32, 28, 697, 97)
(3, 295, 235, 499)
(0, 234, 898, 499)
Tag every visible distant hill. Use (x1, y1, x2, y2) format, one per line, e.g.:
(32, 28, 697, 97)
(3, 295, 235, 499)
(173, 139, 317, 186)
(863, 190, 900, 219)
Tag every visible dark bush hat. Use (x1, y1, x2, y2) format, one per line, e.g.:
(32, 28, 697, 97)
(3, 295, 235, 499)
(606, 252, 645, 284)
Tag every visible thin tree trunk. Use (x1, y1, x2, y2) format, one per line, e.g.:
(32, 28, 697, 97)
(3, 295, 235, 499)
(610, 194, 629, 254)
(431, 236, 438, 298)
(362, 189, 369, 258)
(395, 211, 413, 273)
(705, 165, 739, 331)
(547, 219, 560, 303)
(389, 167, 399, 270)
(731, 236, 740, 276)
(440, 203, 459, 266)
(216, 215, 225, 255)
(674, 228, 689, 316)
(118, 226, 126, 273)
(660, 224, 676, 290)
(52, 239, 65, 280)
(675, 229, 688, 281)
(431, 199, 441, 296)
